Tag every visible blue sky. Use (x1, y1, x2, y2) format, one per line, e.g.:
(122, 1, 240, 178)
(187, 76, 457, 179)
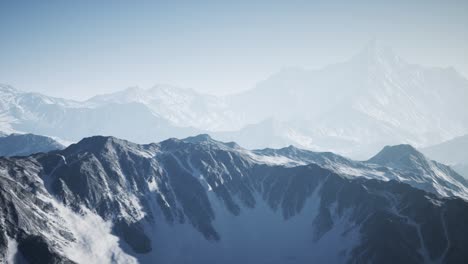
(0, 0, 467, 99)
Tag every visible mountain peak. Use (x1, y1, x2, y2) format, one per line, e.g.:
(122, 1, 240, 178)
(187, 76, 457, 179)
(182, 134, 214, 143)
(64, 135, 136, 155)
(367, 144, 425, 167)
(148, 84, 199, 96)
(181, 134, 243, 150)
(122, 86, 144, 94)
(353, 39, 402, 66)
(384, 144, 419, 152)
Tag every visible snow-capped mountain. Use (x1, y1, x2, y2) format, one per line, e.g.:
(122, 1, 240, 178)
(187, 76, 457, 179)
(227, 40, 468, 158)
(253, 143, 468, 200)
(1, 135, 468, 263)
(0, 85, 79, 134)
(0, 84, 201, 143)
(86, 85, 242, 131)
(422, 134, 468, 178)
(367, 144, 468, 199)
(0, 133, 64, 156)
(1, 41, 468, 158)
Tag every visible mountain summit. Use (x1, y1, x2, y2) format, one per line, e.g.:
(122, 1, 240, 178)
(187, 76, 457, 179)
(352, 39, 402, 66)
(367, 144, 468, 198)
(368, 144, 423, 166)
(225, 41, 468, 158)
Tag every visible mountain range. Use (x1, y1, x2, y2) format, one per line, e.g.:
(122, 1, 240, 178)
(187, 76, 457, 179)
(0, 85, 199, 144)
(1, 134, 468, 263)
(222, 41, 468, 157)
(1, 41, 468, 159)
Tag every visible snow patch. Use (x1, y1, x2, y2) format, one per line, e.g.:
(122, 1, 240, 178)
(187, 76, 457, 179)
(43, 197, 137, 264)
(5, 236, 19, 264)
(245, 150, 304, 166)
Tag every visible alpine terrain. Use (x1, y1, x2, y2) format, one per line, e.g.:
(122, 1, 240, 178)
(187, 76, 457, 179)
(1, 135, 467, 263)
(2, 41, 468, 159)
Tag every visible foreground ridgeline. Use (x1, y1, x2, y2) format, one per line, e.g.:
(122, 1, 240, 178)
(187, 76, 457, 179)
(1, 135, 468, 263)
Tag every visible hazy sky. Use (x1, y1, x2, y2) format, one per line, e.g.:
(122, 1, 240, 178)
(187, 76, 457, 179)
(1, 0, 467, 100)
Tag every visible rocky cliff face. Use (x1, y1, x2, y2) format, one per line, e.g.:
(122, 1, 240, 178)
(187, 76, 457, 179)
(1, 135, 468, 263)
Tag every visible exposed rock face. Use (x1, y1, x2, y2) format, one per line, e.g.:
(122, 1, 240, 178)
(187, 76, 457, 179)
(1, 135, 468, 263)
(367, 144, 468, 199)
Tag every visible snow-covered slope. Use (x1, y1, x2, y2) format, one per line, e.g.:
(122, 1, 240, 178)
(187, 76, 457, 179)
(227, 41, 468, 158)
(0, 85, 79, 134)
(0, 156, 137, 263)
(1, 135, 468, 263)
(253, 143, 468, 200)
(2, 41, 468, 157)
(0, 133, 64, 157)
(0, 84, 201, 143)
(421, 134, 468, 178)
(86, 85, 242, 131)
(366, 144, 468, 199)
